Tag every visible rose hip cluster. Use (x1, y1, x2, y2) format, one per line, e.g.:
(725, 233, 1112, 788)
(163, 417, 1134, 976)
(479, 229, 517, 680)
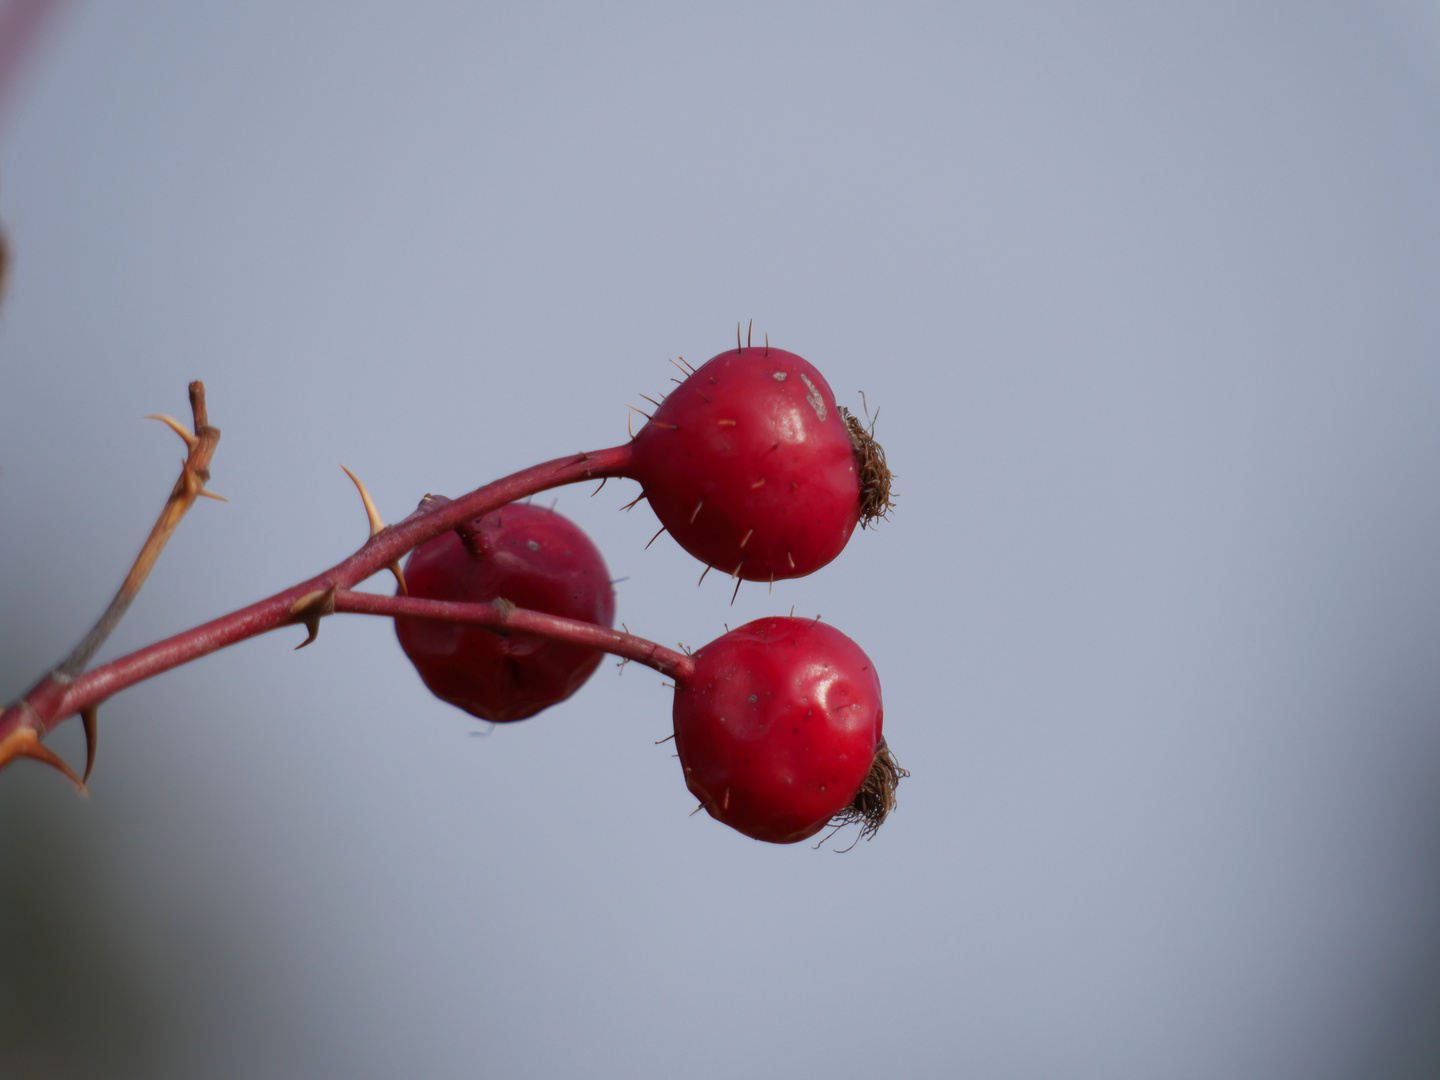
(395, 344, 901, 844)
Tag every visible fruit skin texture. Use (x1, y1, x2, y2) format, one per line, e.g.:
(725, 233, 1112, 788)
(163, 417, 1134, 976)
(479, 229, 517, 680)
(395, 503, 615, 722)
(630, 348, 861, 582)
(673, 617, 883, 843)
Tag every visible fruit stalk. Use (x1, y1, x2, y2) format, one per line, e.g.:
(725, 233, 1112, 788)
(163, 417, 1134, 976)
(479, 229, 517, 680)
(342, 591, 693, 681)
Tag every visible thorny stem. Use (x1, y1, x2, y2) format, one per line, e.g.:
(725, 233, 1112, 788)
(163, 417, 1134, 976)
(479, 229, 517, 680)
(0, 437, 638, 771)
(55, 381, 221, 680)
(335, 592, 694, 682)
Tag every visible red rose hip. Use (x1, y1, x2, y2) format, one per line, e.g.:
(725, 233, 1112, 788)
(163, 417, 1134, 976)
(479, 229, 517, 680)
(672, 616, 892, 843)
(629, 347, 890, 582)
(395, 501, 615, 722)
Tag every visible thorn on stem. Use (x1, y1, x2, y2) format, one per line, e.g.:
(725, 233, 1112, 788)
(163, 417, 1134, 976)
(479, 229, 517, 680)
(289, 584, 337, 649)
(340, 464, 386, 538)
(80, 706, 99, 783)
(0, 726, 87, 796)
(146, 413, 199, 450)
(387, 559, 409, 596)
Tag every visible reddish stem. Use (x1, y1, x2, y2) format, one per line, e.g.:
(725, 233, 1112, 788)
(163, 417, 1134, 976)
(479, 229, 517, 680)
(335, 591, 694, 682)
(0, 443, 638, 745)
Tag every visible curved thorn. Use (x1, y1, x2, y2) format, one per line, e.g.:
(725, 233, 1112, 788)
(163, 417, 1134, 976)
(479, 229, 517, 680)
(646, 525, 667, 550)
(289, 585, 337, 649)
(387, 559, 409, 596)
(747, 319, 752, 348)
(340, 464, 386, 538)
(590, 476, 608, 497)
(0, 727, 87, 796)
(146, 413, 199, 449)
(698, 563, 713, 586)
(197, 488, 228, 502)
(80, 706, 99, 783)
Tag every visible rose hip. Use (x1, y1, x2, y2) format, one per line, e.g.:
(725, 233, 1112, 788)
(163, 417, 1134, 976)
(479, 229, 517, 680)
(628, 347, 891, 582)
(671, 616, 898, 843)
(394, 501, 615, 723)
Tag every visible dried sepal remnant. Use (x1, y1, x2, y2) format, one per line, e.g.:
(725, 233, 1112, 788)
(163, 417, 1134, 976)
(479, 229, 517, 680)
(840, 406, 894, 528)
(833, 738, 908, 843)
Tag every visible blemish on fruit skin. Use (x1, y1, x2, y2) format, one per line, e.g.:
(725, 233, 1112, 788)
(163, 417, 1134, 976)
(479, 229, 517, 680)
(772, 372, 788, 382)
(527, 540, 540, 550)
(798, 373, 827, 421)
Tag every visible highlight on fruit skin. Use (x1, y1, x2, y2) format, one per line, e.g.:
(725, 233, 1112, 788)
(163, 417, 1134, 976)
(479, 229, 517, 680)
(671, 616, 902, 844)
(628, 347, 892, 582)
(394, 500, 616, 723)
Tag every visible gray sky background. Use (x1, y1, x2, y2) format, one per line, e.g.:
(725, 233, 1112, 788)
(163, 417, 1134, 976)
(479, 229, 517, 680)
(2, 3, 1440, 1077)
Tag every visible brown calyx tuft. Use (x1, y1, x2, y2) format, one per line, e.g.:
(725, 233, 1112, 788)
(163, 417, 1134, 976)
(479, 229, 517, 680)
(840, 406, 895, 527)
(832, 738, 909, 843)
